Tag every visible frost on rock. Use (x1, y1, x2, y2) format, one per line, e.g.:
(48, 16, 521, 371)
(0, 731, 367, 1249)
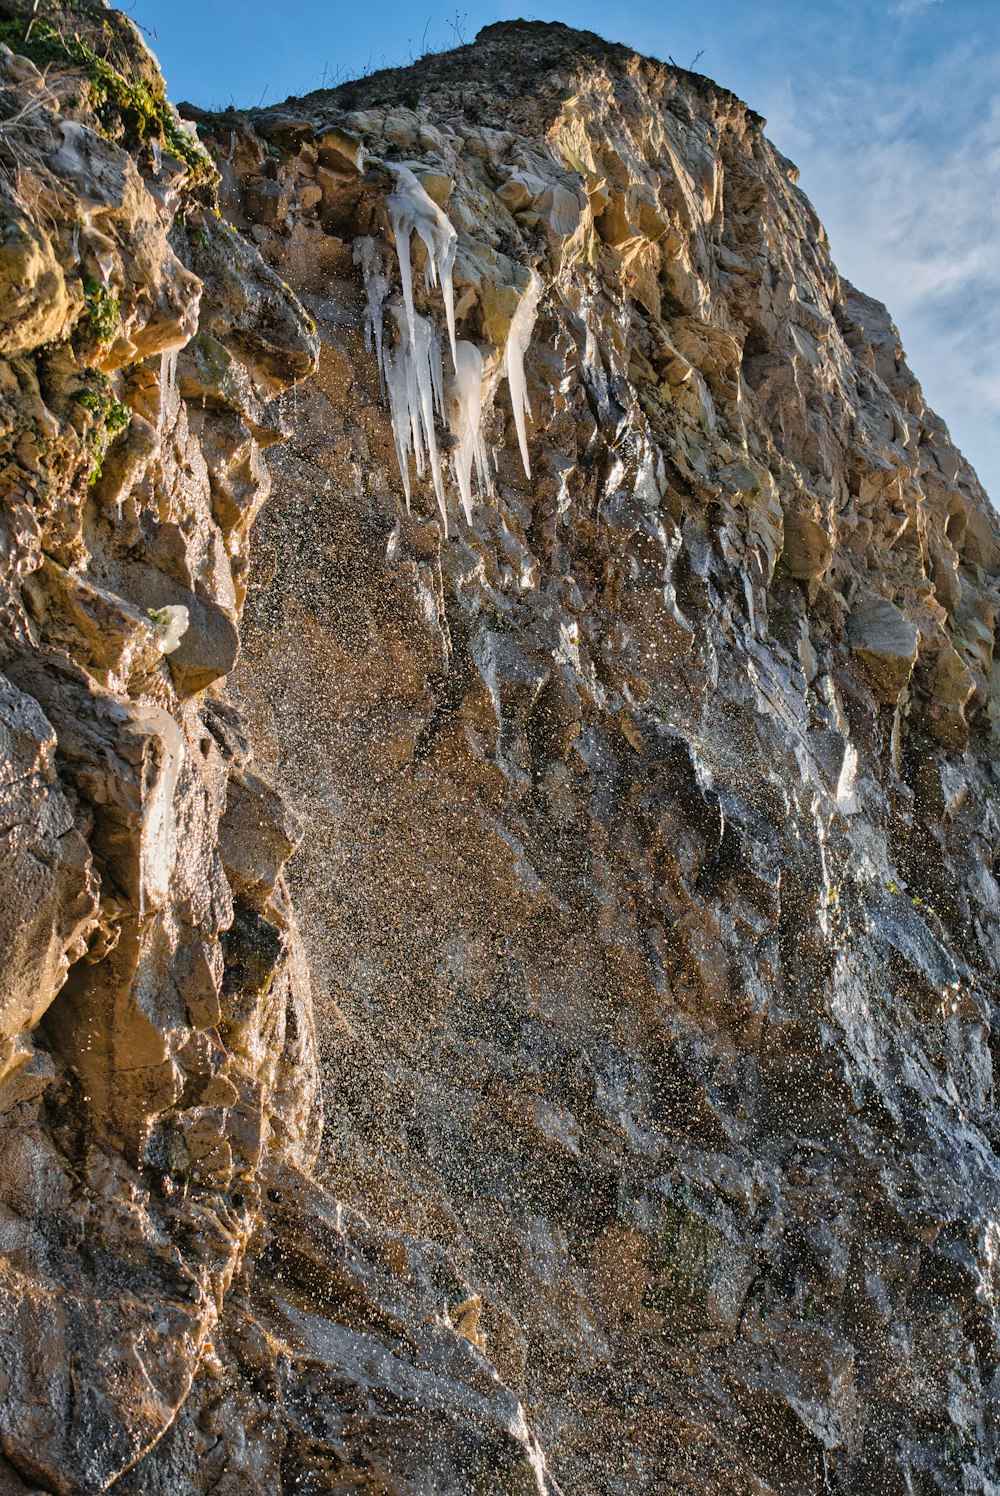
(385, 163, 458, 364)
(504, 269, 543, 479)
(130, 704, 185, 912)
(449, 340, 490, 523)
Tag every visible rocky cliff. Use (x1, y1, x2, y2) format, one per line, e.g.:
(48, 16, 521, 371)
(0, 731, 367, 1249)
(1, 6, 999, 1493)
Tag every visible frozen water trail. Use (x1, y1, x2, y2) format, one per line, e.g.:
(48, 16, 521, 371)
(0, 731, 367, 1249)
(158, 349, 178, 435)
(130, 704, 185, 912)
(505, 270, 543, 479)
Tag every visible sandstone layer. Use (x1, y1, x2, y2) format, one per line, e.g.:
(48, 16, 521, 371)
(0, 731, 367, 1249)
(1, 6, 1000, 1494)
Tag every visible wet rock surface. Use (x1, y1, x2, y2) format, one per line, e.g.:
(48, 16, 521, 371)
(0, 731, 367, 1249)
(1, 7, 999, 1494)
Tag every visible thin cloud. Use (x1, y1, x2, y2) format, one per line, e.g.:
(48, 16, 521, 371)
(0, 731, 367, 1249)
(890, 0, 944, 15)
(759, 44, 1000, 500)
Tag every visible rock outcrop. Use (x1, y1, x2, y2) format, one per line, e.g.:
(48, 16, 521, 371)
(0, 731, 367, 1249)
(2, 7, 1000, 1493)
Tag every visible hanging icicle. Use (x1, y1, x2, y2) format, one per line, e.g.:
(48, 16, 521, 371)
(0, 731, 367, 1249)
(383, 308, 449, 532)
(355, 159, 542, 528)
(385, 163, 458, 365)
(353, 236, 392, 386)
(448, 341, 491, 524)
(504, 269, 543, 479)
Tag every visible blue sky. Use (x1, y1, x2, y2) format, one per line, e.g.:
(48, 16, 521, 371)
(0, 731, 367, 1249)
(126, 0, 1000, 501)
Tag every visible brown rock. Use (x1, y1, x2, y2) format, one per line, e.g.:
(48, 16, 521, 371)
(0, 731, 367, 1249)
(781, 508, 834, 580)
(848, 593, 919, 701)
(2, 12, 1000, 1496)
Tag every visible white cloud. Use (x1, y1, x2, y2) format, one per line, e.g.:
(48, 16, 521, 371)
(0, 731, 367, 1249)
(756, 44, 1000, 502)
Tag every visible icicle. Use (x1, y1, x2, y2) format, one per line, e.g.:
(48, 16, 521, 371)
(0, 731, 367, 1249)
(448, 341, 490, 523)
(504, 270, 543, 479)
(130, 704, 185, 913)
(385, 164, 458, 365)
(227, 129, 237, 164)
(353, 236, 392, 384)
(384, 337, 413, 507)
(356, 162, 528, 532)
(383, 307, 448, 532)
(158, 349, 178, 435)
(151, 137, 162, 174)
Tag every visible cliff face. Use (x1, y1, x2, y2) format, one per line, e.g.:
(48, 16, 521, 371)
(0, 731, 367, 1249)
(1, 8, 999, 1494)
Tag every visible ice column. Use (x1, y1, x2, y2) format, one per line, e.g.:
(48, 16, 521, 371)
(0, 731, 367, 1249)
(504, 269, 543, 478)
(384, 308, 449, 532)
(448, 341, 490, 524)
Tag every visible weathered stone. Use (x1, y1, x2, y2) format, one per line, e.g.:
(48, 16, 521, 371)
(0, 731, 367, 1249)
(0, 676, 98, 1046)
(242, 177, 288, 225)
(2, 11, 1000, 1496)
(0, 203, 70, 356)
(215, 20, 1000, 1494)
(780, 507, 833, 580)
(848, 593, 919, 702)
(315, 124, 365, 173)
(218, 769, 302, 905)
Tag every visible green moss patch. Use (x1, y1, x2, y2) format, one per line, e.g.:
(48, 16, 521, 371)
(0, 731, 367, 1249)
(76, 377, 131, 482)
(0, 15, 217, 188)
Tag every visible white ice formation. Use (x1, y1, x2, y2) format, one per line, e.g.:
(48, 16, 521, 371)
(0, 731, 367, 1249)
(147, 604, 190, 655)
(384, 306, 448, 528)
(449, 340, 491, 523)
(354, 236, 392, 385)
(159, 348, 178, 435)
(357, 162, 541, 530)
(385, 163, 458, 364)
(504, 270, 543, 479)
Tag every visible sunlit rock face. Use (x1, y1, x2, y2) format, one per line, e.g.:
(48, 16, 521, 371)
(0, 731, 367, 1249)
(1, 7, 1000, 1493)
(210, 20, 1000, 1494)
(0, 6, 562, 1492)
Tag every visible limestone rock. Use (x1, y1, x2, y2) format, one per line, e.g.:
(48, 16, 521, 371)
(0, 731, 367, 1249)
(205, 19, 1000, 1494)
(2, 9, 1000, 1496)
(0, 202, 71, 356)
(0, 675, 98, 1046)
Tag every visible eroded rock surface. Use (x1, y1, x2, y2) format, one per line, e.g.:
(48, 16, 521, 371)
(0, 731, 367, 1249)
(0, 6, 556, 1493)
(210, 20, 1000, 1496)
(2, 7, 1000, 1494)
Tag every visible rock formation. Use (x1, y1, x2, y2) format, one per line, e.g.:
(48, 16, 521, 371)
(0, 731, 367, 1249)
(1, 5, 999, 1492)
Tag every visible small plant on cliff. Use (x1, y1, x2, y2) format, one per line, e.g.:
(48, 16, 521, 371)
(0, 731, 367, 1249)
(82, 275, 119, 344)
(76, 381, 131, 483)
